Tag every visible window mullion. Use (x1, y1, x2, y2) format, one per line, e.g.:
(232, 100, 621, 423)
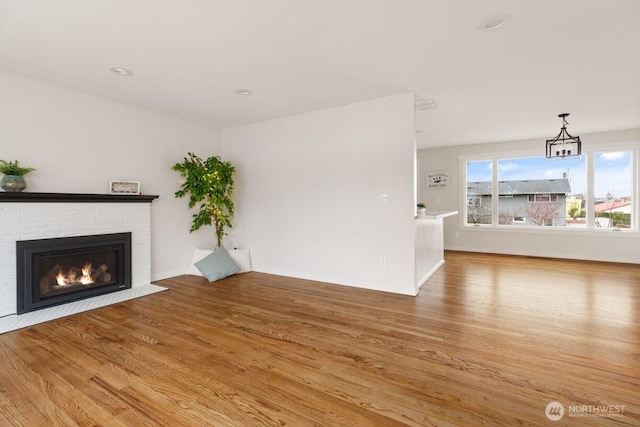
(492, 158, 498, 226)
(586, 153, 594, 229)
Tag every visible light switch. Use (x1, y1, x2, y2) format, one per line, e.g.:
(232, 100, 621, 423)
(380, 194, 390, 204)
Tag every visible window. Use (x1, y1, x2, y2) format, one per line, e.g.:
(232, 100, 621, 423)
(468, 196, 482, 207)
(494, 155, 585, 227)
(466, 160, 492, 224)
(462, 148, 635, 231)
(594, 151, 633, 229)
(528, 194, 559, 203)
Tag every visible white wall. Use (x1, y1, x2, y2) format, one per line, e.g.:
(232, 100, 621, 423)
(418, 128, 640, 264)
(0, 70, 221, 280)
(221, 93, 418, 295)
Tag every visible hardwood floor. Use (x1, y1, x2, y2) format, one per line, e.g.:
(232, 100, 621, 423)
(1, 251, 639, 426)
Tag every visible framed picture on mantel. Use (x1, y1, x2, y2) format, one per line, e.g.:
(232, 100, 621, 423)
(109, 180, 141, 195)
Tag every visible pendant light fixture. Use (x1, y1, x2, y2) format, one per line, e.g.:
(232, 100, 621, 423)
(546, 113, 581, 159)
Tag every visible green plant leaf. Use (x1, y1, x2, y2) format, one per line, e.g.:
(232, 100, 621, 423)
(0, 159, 36, 176)
(172, 153, 235, 247)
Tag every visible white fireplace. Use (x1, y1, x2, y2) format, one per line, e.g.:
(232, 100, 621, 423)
(0, 193, 158, 318)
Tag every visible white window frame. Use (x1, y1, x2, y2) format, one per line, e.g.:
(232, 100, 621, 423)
(460, 142, 638, 233)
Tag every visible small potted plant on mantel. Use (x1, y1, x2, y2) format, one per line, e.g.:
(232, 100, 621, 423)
(417, 202, 426, 217)
(0, 159, 36, 192)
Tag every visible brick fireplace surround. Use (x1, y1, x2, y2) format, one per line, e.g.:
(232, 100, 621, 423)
(0, 192, 165, 333)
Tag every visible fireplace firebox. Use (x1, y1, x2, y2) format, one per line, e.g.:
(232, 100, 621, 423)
(16, 233, 132, 314)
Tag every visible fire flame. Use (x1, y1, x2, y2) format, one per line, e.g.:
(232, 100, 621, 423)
(55, 262, 94, 286)
(81, 262, 93, 285)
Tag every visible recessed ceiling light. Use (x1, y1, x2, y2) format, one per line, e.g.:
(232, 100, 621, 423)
(481, 14, 511, 32)
(234, 89, 253, 96)
(110, 67, 134, 76)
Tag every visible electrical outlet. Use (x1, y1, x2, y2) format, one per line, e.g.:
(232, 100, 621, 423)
(379, 256, 387, 268)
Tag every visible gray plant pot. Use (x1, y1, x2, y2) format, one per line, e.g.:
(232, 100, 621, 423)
(1, 175, 27, 192)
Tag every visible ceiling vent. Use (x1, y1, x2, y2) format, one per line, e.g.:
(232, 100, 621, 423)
(415, 97, 437, 110)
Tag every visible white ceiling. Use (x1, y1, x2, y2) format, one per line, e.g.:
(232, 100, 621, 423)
(1, 0, 639, 149)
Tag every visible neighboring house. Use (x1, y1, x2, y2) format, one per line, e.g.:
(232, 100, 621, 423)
(594, 200, 632, 214)
(565, 197, 586, 227)
(565, 197, 583, 216)
(594, 200, 632, 228)
(467, 178, 572, 226)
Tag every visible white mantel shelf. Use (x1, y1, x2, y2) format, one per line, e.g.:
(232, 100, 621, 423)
(0, 192, 158, 203)
(416, 210, 458, 220)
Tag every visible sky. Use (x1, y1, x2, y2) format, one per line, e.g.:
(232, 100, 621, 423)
(467, 152, 632, 199)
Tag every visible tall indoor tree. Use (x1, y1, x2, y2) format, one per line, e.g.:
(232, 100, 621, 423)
(172, 153, 236, 248)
